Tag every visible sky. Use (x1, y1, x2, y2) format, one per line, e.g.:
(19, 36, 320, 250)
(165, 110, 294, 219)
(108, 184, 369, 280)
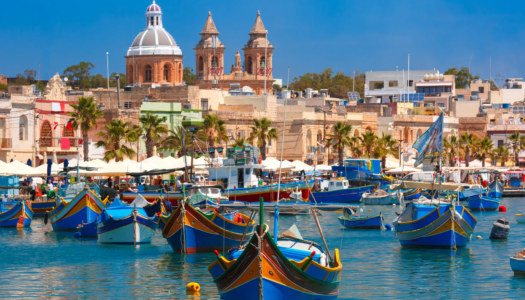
(2, 0, 525, 85)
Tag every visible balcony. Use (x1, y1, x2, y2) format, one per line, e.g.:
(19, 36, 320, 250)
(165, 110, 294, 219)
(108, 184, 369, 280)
(0, 138, 12, 149)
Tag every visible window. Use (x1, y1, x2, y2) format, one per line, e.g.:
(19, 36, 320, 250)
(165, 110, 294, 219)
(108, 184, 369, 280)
(200, 98, 208, 111)
(407, 80, 414, 87)
(124, 101, 132, 109)
(479, 87, 485, 93)
(370, 81, 384, 90)
(163, 64, 170, 81)
(63, 123, 75, 146)
(498, 140, 503, 148)
(156, 16, 159, 26)
(19, 115, 28, 141)
(40, 121, 53, 147)
(246, 57, 253, 74)
(445, 87, 451, 93)
(211, 56, 218, 68)
(260, 56, 266, 68)
(145, 65, 152, 82)
(150, 17, 154, 26)
(388, 80, 398, 87)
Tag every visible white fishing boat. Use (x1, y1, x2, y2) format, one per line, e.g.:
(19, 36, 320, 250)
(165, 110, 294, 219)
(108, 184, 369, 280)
(362, 190, 402, 205)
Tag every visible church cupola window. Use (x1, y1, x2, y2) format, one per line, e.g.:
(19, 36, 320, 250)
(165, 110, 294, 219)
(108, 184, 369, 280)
(145, 65, 152, 82)
(246, 57, 253, 74)
(163, 64, 170, 81)
(260, 56, 266, 68)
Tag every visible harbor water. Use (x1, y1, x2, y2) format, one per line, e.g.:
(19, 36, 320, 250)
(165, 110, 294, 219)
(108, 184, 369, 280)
(2, 199, 525, 299)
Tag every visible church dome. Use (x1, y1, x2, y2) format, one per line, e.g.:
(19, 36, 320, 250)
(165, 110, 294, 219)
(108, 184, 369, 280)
(127, 1, 182, 56)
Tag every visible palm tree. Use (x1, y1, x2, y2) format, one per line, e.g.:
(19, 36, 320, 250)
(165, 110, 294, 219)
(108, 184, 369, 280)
(68, 97, 103, 161)
(374, 134, 398, 168)
(128, 124, 142, 161)
(477, 137, 494, 167)
(359, 131, 378, 158)
(325, 122, 352, 166)
(443, 135, 459, 167)
(348, 136, 362, 158)
(201, 114, 229, 158)
(139, 113, 168, 158)
(494, 145, 510, 167)
(460, 132, 477, 167)
(508, 131, 521, 166)
(233, 137, 246, 148)
(96, 120, 136, 162)
(249, 117, 278, 160)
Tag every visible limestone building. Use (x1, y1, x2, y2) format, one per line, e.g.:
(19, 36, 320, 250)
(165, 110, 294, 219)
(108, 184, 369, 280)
(195, 11, 274, 95)
(125, 1, 183, 87)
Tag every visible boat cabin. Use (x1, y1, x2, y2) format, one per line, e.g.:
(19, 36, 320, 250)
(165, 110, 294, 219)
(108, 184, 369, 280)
(332, 158, 382, 181)
(208, 145, 262, 190)
(321, 178, 350, 192)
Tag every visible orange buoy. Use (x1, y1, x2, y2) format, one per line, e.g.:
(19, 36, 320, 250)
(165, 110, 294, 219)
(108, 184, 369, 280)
(499, 205, 507, 212)
(186, 282, 200, 295)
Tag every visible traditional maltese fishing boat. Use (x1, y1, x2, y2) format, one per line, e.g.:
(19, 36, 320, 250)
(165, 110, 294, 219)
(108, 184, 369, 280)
(0, 200, 32, 227)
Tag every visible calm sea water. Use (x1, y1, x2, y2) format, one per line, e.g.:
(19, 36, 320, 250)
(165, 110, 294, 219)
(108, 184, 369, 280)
(1, 199, 525, 299)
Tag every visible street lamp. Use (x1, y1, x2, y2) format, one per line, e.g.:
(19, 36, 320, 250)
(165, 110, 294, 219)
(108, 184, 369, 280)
(106, 52, 111, 108)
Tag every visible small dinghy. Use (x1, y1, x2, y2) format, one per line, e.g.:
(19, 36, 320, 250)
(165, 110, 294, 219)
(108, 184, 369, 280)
(510, 249, 525, 275)
(515, 213, 525, 224)
(490, 218, 510, 240)
(362, 190, 402, 205)
(338, 207, 383, 229)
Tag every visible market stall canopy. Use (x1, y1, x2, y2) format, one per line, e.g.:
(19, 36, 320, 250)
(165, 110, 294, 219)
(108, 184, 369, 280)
(291, 160, 313, 172)
(261, 158, 294, 171)
(6, 160, 42, 176)
(385, 166, 422, 174)
(315, 164, 333, 172)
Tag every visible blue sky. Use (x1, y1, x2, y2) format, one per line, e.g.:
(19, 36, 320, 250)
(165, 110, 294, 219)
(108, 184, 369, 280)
(2, 0, 525, 85)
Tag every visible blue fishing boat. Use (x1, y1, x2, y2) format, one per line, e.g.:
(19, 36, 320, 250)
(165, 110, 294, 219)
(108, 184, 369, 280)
(48, 185, 107, 231)
(488, 179, 503, 198)
(97, 198, 158, 244)
(468, 195, 500, 211)
(338, 208, 383, 229)
(402, 188, 421, 200)
(332, 158, 390, 188)
(459, 184, 485, 201)
(309, 178, 374, 203)
(31, 200, 57, 217)
(0, 201, 32, 227)
(161, 200, 255, 253)
(394, 202, 477, 247)
(510, 250, 525, 275)
(208, 222, 342, 299)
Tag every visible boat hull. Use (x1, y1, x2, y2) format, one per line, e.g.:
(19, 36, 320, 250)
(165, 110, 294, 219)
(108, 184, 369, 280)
(98, 214, 156, 244)
(468, 195, 500, 211)
(310, 185, 374, 203)
(338, 214, 382, 229)
(31, 200, 57, 217)
(394, 203, 477, 248)
(225, 181, 313, 203)
(403, 189, 421, 200)
(510, 257, 525, 275)
(488, 180, 503, 198)
(49, 188, 106, 231)
(121, 191, 182, 206)
(208, 225, 342, 300)
(362, 192, 400, 205)
(162, 203, 254, 253)
(0, 201, 33, 227)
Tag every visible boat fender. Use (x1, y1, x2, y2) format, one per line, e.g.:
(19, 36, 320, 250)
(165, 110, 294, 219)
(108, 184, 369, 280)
(384, 224, 392, 231)
(186, 282, 200, 295)
(44, 213, 49, 225)
(499, 205, 507, 213)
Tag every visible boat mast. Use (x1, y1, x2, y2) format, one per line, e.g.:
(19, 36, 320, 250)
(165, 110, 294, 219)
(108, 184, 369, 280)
(274, 66, 290, 240)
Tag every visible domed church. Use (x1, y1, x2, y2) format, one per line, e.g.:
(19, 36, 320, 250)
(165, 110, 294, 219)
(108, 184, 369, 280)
(125, 1, 183, 87)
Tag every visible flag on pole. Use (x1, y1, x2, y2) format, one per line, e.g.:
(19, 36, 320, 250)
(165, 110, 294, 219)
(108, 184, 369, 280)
(412, 113, 444, 167)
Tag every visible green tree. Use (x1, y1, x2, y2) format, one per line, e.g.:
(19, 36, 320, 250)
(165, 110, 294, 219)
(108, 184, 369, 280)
(13, 74, 29, 85)
(96, 120, 136, 162)
(325, 122, 353, 166)
(139, 113, 168, 158)
(374, 134, 398, 168)
(160, 129, 194, 157)
(476, 137, 494, 167)
(443, 135, 459, 167)
(494, 146, 509, 167)
(128, 124, 143, 161)
(359, 131, 378, 158)
(508, 131, 521, 166)
(250, 117, 278, 160)
(201, 114, 228, 158)
(460, 132, 478, 167)
(183, 67, 196, 85)
(273, 84, 282, 93)
(24, 69, 37, 83)
(0, 84, 7, 91)
(63, 61, 95, 89)
(289, 69, 364, 99)
(68, 97, 103, 161)
(110, 73, 127, 88)
(233, 137, 246, 148)
(444, 67, 479, 89)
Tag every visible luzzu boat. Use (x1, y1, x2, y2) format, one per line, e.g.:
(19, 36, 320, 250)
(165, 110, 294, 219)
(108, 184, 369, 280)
(402, 188, 421, 200)
(0, 201, 32, 227)
(97, 198, 157, 244)
(208, 223, 342, 299)
(468, 195, 500, 211)
(48, 185, 108, 231)
(161, 200, 255, 253)
(488, 179, 503, 198)
(394, 202, 477, 248)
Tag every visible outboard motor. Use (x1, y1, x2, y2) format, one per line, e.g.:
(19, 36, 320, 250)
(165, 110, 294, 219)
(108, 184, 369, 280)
(490, 218, 510, 240)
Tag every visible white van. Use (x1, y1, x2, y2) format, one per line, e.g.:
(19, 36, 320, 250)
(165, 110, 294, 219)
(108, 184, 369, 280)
(402, 171, 435, 182)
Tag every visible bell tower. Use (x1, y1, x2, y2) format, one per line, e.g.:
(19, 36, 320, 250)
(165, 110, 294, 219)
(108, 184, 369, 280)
(194, 12, 225, 82)
(243, 11, 273, 94)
